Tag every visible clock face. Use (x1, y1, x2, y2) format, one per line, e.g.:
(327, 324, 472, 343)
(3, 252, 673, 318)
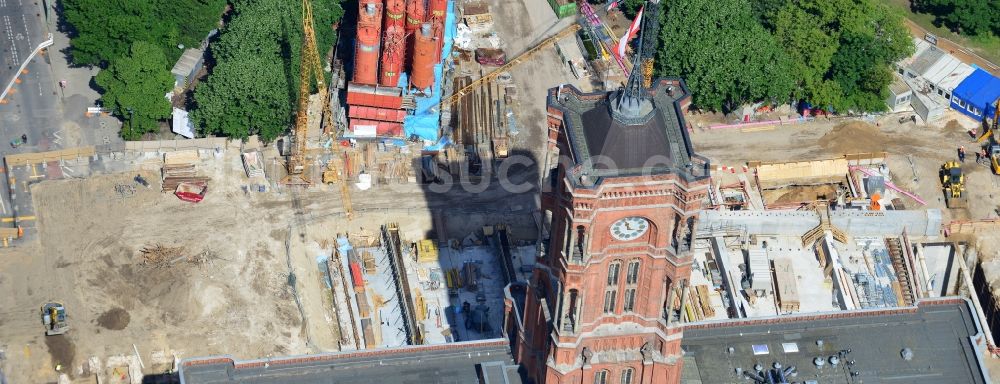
(610, 217, 649, 241)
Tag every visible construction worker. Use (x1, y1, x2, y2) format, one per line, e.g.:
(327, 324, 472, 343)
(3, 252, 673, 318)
(959, 146, 966, 162)
(982, 148, 990, 165)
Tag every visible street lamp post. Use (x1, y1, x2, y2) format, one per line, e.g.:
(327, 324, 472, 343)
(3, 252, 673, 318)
(126, 107, 135, 140)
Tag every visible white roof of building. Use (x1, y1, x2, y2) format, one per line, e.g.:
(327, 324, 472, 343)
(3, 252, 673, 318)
(897, 38, 934, 67)
(898, 37, 974, 92)
(924, 57, 974, 91)
(171, 48, 204, 77)
(171, 108, 195, 138)
(889, 75, 912, 97)
(748, 249, 771, 291)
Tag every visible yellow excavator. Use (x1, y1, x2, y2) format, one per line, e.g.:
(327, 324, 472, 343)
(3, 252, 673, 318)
(974, 98, 1000, 174)
(941, 161, 968, 208)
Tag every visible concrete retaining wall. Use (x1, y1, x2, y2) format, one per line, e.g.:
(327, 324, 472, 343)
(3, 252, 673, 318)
(697, 209, 942, 238)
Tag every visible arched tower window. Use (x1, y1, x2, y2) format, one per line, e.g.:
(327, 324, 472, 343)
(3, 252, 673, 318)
(604, 260, 622, 313)
(572, 225, 586, 263)
(626, 260, 640, 284)
(607, 261, 622, 286)
(594, 369, 609, 384)
(621, 367, 635, 384)
(624, 260, 640, 312)
(562, 289, 579, 332)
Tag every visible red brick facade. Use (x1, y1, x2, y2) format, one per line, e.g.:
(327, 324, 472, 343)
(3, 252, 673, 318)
(509, 83, 709, 384)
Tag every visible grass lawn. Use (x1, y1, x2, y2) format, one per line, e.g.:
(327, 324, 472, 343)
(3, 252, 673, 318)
(882, 0, 1000, 66)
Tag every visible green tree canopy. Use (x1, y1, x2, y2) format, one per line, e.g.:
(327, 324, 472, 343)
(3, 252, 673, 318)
(94, 42, 174, 140)
(618, 0, 646, 18)
(191, 0, 343, 141)
(62, 0, 226, 67)
(764, 0, 912, 112)
(657, 0, 794, 112)
(913, 0, 1000, 36)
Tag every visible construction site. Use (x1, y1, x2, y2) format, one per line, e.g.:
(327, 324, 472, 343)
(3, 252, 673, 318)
(1, 0, 1000, 383)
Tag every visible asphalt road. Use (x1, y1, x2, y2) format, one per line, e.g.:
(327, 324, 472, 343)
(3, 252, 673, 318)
(0, 0, 64, 238)
(1, 0, 47, 98)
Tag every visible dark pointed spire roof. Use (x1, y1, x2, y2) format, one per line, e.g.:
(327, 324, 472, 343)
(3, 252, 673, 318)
(613, 1, 652, 122)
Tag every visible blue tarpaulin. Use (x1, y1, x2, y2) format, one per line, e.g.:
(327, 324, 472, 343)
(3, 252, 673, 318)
(337, 236, 352, 254)
(399, 0, 457, 142)
(951, 68, 1000, 120)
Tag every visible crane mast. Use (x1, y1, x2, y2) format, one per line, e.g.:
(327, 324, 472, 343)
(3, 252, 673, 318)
(283, 0, 327, 185)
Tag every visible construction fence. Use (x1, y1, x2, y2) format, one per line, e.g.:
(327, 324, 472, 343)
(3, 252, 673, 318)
(4, 146, 96, 166)
(124, 137, 232, 153)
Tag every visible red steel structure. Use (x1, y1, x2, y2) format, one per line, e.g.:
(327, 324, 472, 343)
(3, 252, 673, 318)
(353, 1, 383, 85)
(348, 106, 407, 123)
(428, 0, 447, 58)
(379, 25, 405, 87)
(410, 23, 436, 91)
(404, 0, 425, 34)
(346, 83, 404, 109)
(384, 0, 405, 29)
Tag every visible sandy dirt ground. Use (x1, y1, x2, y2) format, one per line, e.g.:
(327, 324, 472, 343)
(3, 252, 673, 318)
(689, 110, 997, 223)
(0, 161, 310, 382)
(0, 143, 541, 383)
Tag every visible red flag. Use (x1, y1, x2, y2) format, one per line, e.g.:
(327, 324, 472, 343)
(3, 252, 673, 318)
(606, 1, 618, 12)
(616, 5, 644, 60)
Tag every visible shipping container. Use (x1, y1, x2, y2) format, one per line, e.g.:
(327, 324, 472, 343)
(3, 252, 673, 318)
(546, 0, 577, 18)
(350, 261, 365, 289)
(346, 83, 405, 109)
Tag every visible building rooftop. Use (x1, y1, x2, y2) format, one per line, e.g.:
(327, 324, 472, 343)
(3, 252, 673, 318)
(171, 48, 205, 77)
(908, 45, 946, 77)
(681, 299, 990, 384)
(178, 340, 523, 384)
(548, 79, 709, 183)
(888, 75, 912, 96)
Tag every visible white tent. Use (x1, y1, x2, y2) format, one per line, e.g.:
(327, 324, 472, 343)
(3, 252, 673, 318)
(171, 108, 195, 139)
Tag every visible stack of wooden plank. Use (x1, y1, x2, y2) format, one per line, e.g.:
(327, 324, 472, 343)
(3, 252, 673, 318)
(695, 285, 716, 318)
(162, 150, 209, 192)
(361, 251, 377, 274)
(340, 144, 414, 185)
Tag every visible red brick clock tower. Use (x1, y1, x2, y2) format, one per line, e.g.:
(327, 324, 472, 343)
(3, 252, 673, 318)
(503, 64, 711, 383)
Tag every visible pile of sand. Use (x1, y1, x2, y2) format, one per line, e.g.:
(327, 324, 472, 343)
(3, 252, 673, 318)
(96, 307, 130, 330)
(819, 121, 891, 153)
